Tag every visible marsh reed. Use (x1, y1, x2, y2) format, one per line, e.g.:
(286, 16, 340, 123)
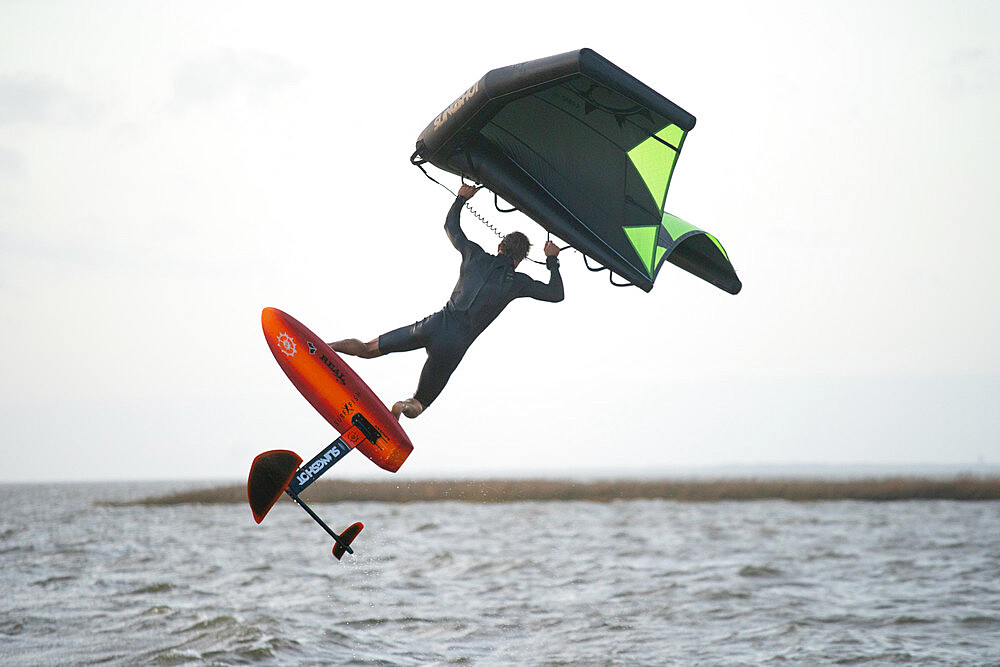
(132, 476, 1000, 505)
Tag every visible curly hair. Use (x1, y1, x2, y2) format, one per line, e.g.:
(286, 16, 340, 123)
(498, 231, 531, 263)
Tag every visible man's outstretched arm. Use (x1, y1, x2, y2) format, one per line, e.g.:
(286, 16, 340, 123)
(523, 240, 564, 303)
(444, 184, 482, 258)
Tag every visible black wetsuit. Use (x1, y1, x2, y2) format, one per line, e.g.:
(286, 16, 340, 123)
(378, 195, 564, 408)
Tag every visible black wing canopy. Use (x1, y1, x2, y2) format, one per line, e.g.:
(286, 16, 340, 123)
(414, 48, 741, 294)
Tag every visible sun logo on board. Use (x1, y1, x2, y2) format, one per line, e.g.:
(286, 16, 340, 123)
(276, 332, 297, 357)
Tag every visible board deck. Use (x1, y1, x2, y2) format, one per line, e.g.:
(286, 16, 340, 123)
(261, 307, 412, 473)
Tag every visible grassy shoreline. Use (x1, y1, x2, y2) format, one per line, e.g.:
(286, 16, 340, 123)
(126, 476, 1000, 505)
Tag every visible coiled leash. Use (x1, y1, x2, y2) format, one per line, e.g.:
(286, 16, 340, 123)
(410, 148, 632, 284)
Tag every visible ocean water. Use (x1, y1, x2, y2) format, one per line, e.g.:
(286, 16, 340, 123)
(2, 483, 999, 665)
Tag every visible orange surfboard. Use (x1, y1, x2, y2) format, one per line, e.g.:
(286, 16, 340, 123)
(261, 307, 412, 473)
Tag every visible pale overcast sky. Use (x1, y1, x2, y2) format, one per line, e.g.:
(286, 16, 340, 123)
(1, 1, 997, 482)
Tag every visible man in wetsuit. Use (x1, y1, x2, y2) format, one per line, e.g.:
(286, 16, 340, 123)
(329, 184, 563, 419)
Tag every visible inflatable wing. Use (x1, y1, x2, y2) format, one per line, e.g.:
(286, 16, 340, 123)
(414, 48, 741, 294)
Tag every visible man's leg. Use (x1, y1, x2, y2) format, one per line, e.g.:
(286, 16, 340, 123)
(393, 342, 466, 420)
(329, 338, 381, 359)
(331, 314, 456, 420)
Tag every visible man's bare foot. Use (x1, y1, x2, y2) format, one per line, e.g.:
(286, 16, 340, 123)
(329, 338, 380, 358)
(329, 339, 362, 356)
(391, 398, 424, 420)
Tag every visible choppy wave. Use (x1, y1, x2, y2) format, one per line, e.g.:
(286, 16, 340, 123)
(2, 483, 1000, 664)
